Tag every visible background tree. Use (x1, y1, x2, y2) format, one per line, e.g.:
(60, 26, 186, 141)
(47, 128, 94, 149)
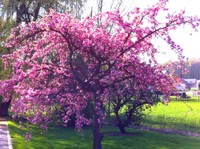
(172, 59, 200, 80)
(0, 0, 87, 117)
(1, 0, 200, 149)
(106, 73, 165, 134)
(0, 0, 86, 23)
(0, 18, 15, 116)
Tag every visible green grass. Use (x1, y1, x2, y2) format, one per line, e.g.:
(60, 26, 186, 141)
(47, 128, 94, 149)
(9, 121, 92, 149)
(8, 96, 200, 149)
(9, 121, 200, 149)
(142, 96, 200, 132)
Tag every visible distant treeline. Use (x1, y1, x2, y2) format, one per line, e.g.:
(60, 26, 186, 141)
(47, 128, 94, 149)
(173, 58, 200, 79)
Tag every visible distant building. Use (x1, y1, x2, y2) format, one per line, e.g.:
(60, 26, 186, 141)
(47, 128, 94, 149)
(183, 79, 200, 90)
(175, 83, 186, 91)
(174, 77, 186, 91)
(174, 78, 200, 91)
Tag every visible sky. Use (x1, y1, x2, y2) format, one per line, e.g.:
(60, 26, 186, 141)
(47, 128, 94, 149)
(156, 0, 200, 63)
(84, 0, 200, 63)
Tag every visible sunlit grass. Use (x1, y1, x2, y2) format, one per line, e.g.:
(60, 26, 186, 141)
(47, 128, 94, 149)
(142, 96, 200, 132)
(8, 96, 200, 149)
(8, 121, 200, 149)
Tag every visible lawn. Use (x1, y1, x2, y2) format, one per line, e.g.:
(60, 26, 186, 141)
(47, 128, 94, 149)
(8, 96, 200, 149)
(142, 96, 200, 132)
(8, 121, 200, 149)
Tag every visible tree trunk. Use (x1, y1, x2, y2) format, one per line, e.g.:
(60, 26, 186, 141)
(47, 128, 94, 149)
(93, 112, 103, 149)
(118, 123, 126, 134)
(93, 116, 103, 149)
(0, 100, 11, 117)
(115, 108, 127, 134)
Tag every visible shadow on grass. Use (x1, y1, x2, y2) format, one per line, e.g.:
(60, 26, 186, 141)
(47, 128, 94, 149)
(8, 121, 200, 149)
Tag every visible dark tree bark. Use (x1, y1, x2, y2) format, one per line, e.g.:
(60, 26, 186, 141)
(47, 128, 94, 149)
(0, 100, 11, 117)
(93, 113, 103, 149)
(115, 106, 127, 134)
(92, 96, 103, 149)
(118, 123, 126, 134)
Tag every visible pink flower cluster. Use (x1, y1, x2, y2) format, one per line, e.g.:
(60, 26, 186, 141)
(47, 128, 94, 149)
(1, 0, 199, 131)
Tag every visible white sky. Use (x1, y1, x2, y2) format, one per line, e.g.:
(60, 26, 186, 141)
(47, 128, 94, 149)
(84, 0, 200, 63)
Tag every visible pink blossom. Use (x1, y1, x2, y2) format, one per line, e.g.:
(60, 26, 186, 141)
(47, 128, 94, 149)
(0, 2, 199, 145)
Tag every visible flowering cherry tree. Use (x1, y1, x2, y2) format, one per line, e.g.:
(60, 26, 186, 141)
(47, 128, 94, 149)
(0, 0, 200, 148)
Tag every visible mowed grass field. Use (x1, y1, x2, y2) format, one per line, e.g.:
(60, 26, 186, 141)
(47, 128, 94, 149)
(142, 96, 200, 132)
(8, 96, 200, 149)
(8, 121, 200, 149)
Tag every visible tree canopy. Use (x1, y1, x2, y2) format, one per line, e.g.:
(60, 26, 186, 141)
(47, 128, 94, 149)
(0, 0, 200, 148)
(0, 0, 86, 23)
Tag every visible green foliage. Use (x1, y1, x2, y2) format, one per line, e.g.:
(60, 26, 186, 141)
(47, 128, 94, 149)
(105, 90, 160, 134)
(0, 0, 86, 23)
(0, 18, 15, 42)
(0, 18, 14, 80)
(106, 103, 147, 126)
